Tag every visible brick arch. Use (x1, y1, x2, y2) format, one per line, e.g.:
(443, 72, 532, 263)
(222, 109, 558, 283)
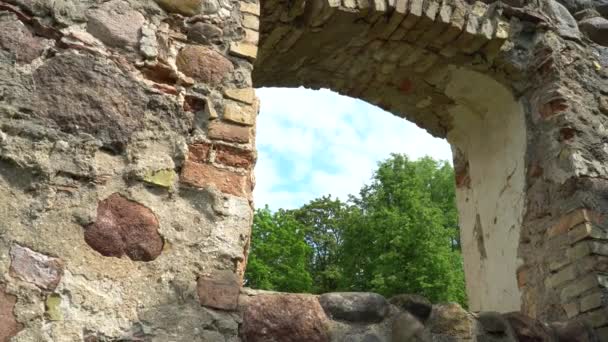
(253, 0, 511, 137)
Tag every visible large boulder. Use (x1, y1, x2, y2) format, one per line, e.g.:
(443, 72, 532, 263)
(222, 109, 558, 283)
(319, 292, 389, 323)
(241, 294, 330, 342)
(428, 303, 474, 339)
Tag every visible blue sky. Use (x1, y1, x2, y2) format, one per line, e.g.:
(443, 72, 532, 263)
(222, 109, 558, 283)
(254, 87, 453, 210)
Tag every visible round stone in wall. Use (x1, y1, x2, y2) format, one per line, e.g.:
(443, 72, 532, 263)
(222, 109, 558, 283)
(579, 17, 608, 46)
(319, 292, 389, 323)
(241, 294, 330, 342)
(188, 22, 223, 45)
(176, 46, 234, 86)
(86, 0, 145, 48)
(84, 193, 164, 261)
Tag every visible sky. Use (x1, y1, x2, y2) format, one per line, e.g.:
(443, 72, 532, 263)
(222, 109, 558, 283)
(254, 87, 453, 210)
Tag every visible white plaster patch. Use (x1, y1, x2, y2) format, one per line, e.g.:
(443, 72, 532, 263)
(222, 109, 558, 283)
(446, 66, 526, 313)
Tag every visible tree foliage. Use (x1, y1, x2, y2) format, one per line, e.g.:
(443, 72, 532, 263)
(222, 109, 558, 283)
(245, 207, 313, 292)
(245, 154, 467, 306)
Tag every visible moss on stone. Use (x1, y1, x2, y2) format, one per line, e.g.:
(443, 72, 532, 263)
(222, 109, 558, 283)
(46, 294, 63, 321)
(143, 169, 176, 188)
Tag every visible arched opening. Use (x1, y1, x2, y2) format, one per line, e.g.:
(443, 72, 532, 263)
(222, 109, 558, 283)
(250, 0, 526, 314)
(247, 87, 464, 304)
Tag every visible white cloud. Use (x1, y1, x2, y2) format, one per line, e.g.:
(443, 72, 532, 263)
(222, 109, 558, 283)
(253, 87, 452, 210)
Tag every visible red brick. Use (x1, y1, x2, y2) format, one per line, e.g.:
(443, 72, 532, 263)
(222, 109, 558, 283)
(208, 121, 250, 143)
(214, 144, 255, 168)
(181, 161, 248, 197)
(188, 142, 211, 163)
(197, 270, 240, 310)
(0, 286, 22, 342)
(540, 99, 569, 119)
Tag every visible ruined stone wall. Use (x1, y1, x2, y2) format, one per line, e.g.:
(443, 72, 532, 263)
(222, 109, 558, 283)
(1, 0, 608, 340)
(0, 0, 255, 339)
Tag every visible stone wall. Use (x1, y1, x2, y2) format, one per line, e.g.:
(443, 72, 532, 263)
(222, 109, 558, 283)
(238, 289, 599, 342)
(0, 0, 255, 339)
(0, 0, 608, 340)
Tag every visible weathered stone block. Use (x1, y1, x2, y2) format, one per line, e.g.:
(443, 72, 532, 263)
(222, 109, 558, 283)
(545, 264, 577, 289)
(547, 209, 600, 238)
(10, 245, 64, 291)
(155, 0, 202, 15)
(242, 14, 259, 30)
(580, 291, 603, 312)
(33, 53, 148, 150)
(0, 286, 23, 341)
(580, 308, 608, 328)
(176, 46, 234, 86)
(86, 0, 145, 48)
(208, 121, 251, 143)
(244, 28, 260, 45)
(229, 42, 258, 61)
(240, 1, 260, 15)
(0, 13, 47, 63)
(319, 292, 389, 323)
(85, 193, 164, 261)
(197, 270, 240, 310)
(543, 0, 581, 40)
(224, 88, 256, 104)
(223, 102, 257, 126)
(181, 161, 249, 197)
(429, 303, 473, 338)
(560, 274, 599, 302)
(569, 223, 608, 244)
(242, 294, 330, 342)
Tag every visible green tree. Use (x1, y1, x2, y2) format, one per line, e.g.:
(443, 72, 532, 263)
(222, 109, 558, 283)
(245, 154, 467, 306)
(245, 207, 313, 292)
(291, 196, 351, 293)
(339, 155, 466, 304)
